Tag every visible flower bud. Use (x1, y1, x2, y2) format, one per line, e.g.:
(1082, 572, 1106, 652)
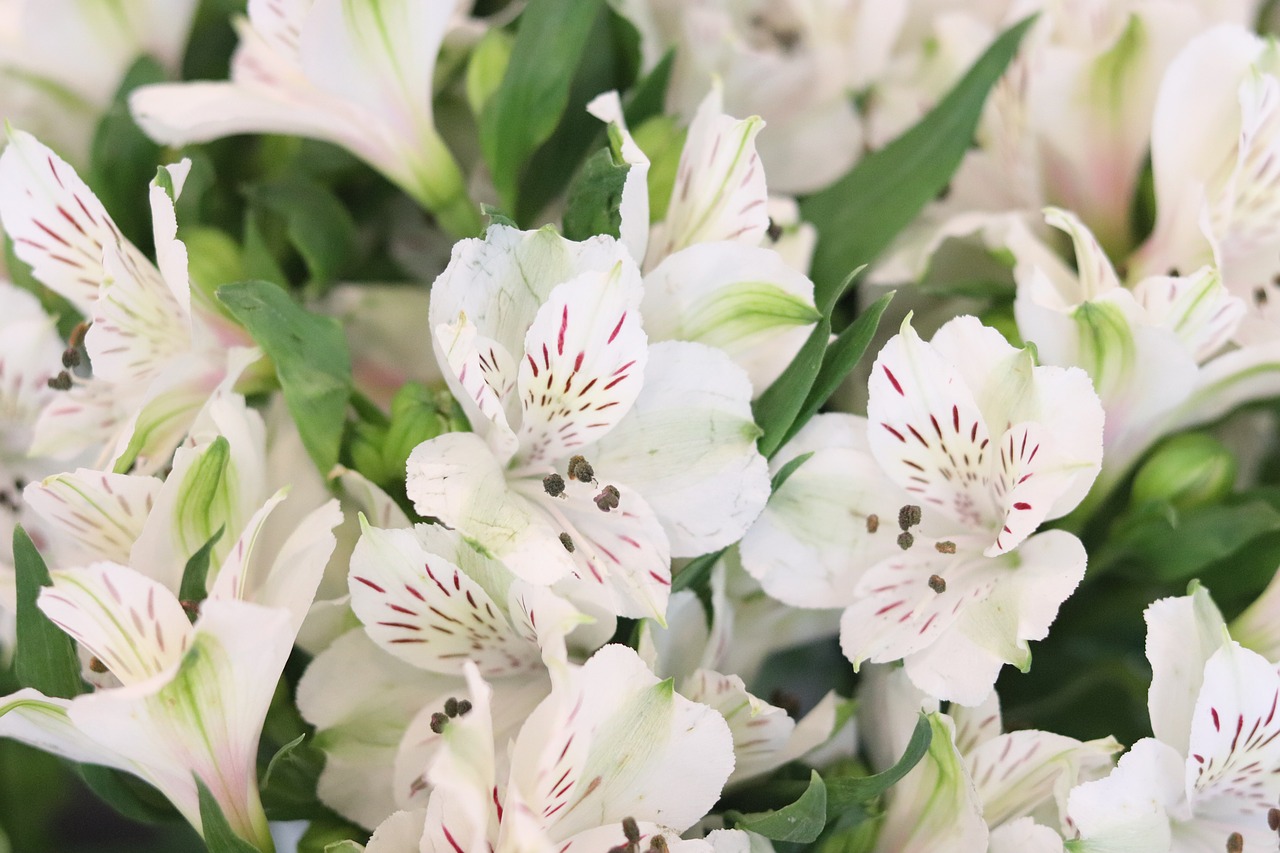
(1130, 433, 1237, 512)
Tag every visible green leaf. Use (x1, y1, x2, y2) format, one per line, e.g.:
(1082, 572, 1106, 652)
(260, 734, 330, 821)
(825, 713, 932, 810)
(623, 50, 675, 128)
(731, 769, 827, 843)
(752, 318, 831, 459)
(178, 526, 225, 611)
(563, 146, 630, 241)
(479, 0, 607, 212)
(781, 291, 894, 449)
(13, 526, 83, 699)
(297, 817, 367, 853)
(196, 776, 264, 853)
(1102, 498, 1280, 582)
(771, 452, 815, 493)
(250, 179, 359, 290)
(670, 548, 726, 594)
(800, 15, 1037, 310)
(217, 280, 353, 473)
(87, 56, 165, 251)
(78, 764, 179, 825)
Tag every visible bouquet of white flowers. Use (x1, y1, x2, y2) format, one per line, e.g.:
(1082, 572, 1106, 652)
(2, 2, 1280, 852)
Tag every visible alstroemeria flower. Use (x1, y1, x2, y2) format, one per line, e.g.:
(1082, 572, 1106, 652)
(588, 89, 821, 394)
(0, 131, 258, 473)
(742, 315, 1104, 704)
(860, 666, 1119, 853)
(365, 644, 737, 853)
(129, 0, 480, 237)
(1012, 207, 1280, 507)
(0, 0, 198, 166)
(407, 225, 770, 621)
(0, 562, 296, 850)
(1067, 586, 1280, 852)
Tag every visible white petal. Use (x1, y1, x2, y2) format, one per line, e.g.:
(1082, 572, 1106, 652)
(0, 688, 133, 771)
(331, 466, 412, 530)
(594, 340, 769, 557)
(365, 809, 427, 853)
(433, 315, 519, 462)
(1066, 738, 1182, 853)
(22, 470, 159, 569)
(348, 522, 541, 678)
(586, 90, 651, 264)
(641, 242, 819, 392)
(682, 668, 794, 786)
(740, 413, 901, 608)
(514, 264, 647, 467)
(988, 818, 1064, 853)
(1132, 267, 1243, 363)
(39, 562, 192, 686)
(1144, 586, 1228, 756)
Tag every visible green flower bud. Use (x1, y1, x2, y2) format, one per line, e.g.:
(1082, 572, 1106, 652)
(1131, 433, 1237, 511)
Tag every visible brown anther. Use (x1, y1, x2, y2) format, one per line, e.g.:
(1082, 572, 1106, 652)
(898, 504, 922, 531)
(543, 473, 566, 498)
(455, 699, 472, 716)
(935, 540, 956, 554)
(927, 574, 947, 594)
(1226, 831, 1244, 853)
(46, 370, 72, 391)
(622, 817, 640, 844)
(61, 347, 81, 369)
(1269, 806, 1280, 831)
(594, 484, 620, 512)
(444, 697, 459, 717)
(429, 712, 450, 734)
(766, 218, 783, 242)
(649, 835, 669, 853)
(88, 656, 108, 674)
(567, 455, 595, 483)
(897, 531, 914, 550)
(866, 514, 879, 533)
(559, 532, 575, 552)
(1257, 286, 1270, 306)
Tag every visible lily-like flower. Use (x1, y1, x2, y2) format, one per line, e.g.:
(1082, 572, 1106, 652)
(129, 0, 480, 237)
(588, 88, 821, 394)
(0, 0, 198, 166)
(860, 666, 1119, 853)
(741, 315, 1104, 704)
(365, 644, 737, 853)
(0, 562, 296, 850)
(0, 130, 258, 473)
(1130, 24, 1280, 346)
(407, 224, 770, 621)
(1012, 207, 1280, 508)
(1066, 585, 1280, 852)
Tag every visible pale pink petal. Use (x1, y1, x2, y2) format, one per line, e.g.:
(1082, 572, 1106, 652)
(22, 470, 159, 569)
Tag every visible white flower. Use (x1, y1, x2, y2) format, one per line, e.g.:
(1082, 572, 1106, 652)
(741, 315, 1104, 704)
(1067, 586, 1280, 852)
(407, 224, 770, 621)
(588, 88, 821, 394)
(365, 645, 737, 853)
(129, 0, 480, 236)
(0, 131, 257, 473)
(0, 0, 198, 165)
(1011, 207, 1280, 505)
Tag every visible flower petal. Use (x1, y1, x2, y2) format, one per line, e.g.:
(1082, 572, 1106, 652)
(1066, 738, 1182, 853)
(1144, 586, 1228, 756)
(23, 470, 160, 569)
(586, 90, 651, 264)
(433, 314, 519, 462)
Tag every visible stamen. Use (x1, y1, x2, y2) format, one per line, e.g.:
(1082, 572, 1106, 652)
(897, 532, 914, 550)
(1268, 806, 1279, 831)
(594, 485, 620, 512)
(898, 504, 922, 531)
(622, 818, 640, 844)
(567, 455, 595, 483)
(1226, 831, 1243, 853)
(61, 347, 81, 369)
(429, 712, 449, 734)
(766, 218, 783, 242)
(67, 321, 89, 350)
(543, 473, 566, 498)
(559, 532, 575, 552)
(649, 836, 669, 853)
(866, 514, 879, 533)
(88, 656, 108, 674)
(935, 541, 956, 554)
(927, 575, 946, 594)
(444, 697, 459, 716)
(455, 699, 472, 715)
(46, 371, 72, 391)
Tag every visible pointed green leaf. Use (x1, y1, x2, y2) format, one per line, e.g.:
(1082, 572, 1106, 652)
(78, 765, 179, 825)
(731, 769, 827, 843)
(623, 50, 675, 128)
(771, 451, 815, 493)
(825, 712, 932, 809)
(260, 734, 330, 821)
(563, 146, 630, 241)
(88, 56, 165, 250)
(178, 526, 225, 611)
(479, 0, 607, 212)
(670, 547, 726, 594)
(13, 526, 83, 699)
(196, 776, 265, 853)
(217, 281, 352, 474)
(800, 15, 1037, 310)
(781, 291, 894, 449)
(249, 179, 359, 291)
(752, 317, 830, 459)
